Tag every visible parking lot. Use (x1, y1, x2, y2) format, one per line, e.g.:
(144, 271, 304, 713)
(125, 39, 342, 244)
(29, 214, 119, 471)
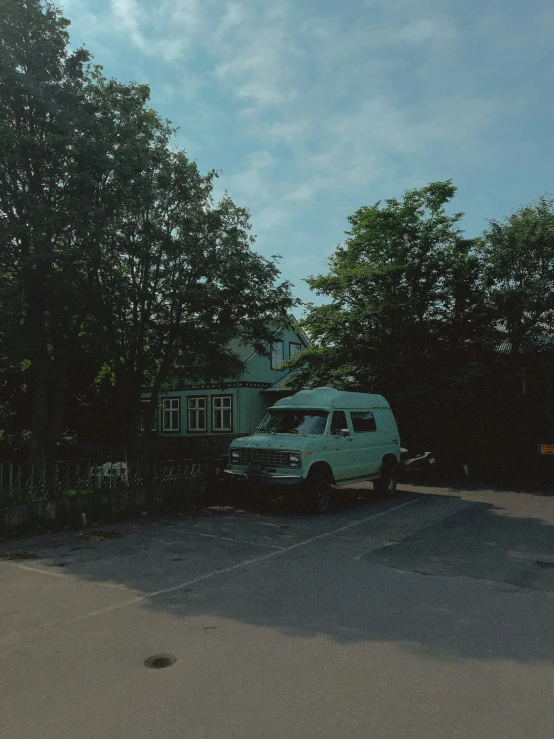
(1, 482, 553, 738)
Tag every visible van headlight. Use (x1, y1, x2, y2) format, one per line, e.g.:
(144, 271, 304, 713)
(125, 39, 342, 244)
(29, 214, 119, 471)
(289, 452, 301, 468)
(230, 449, 240, 464)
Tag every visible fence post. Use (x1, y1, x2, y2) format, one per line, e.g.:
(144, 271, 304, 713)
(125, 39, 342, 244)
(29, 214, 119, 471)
(9, 461, 13, 500)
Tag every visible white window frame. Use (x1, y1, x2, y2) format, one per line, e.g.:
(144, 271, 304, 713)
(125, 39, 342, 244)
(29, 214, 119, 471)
(271, 341, 284, 369)
(188, 396, 207, 432)
(289, 341, 302, 359)
(212, 395, 232, 432)
(162, 397, 180, 432)
(140, 399, 158, 432)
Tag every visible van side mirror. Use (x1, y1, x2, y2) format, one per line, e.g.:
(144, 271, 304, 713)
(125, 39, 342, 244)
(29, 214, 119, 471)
(341, 428, 350, 437)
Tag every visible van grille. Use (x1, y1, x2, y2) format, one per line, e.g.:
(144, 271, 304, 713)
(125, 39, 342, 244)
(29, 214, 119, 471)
(234, 448, 292, 468)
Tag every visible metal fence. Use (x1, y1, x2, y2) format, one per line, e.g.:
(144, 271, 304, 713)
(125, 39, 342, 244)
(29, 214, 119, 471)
(0, 458, 217, 508)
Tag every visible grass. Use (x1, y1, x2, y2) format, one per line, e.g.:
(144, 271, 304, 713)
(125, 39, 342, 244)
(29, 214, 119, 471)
(0, 484, 98, 508)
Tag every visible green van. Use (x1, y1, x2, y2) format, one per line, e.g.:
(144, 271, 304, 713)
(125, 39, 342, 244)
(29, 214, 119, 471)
(224, 387, 401, 513)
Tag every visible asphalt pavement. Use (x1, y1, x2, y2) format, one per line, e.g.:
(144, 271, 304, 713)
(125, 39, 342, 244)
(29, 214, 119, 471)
(0, 482, 553, 738)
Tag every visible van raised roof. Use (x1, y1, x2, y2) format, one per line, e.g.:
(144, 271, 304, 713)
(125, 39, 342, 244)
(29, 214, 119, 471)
(272, 387, 390, 410)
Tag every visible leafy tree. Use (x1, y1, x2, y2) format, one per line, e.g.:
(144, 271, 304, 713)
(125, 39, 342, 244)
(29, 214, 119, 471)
(477, 196, 554, 477)
(0, 0, 297, 474)
(283, 182, 490, 459)
(102, 145, 296, 460)
(0, 1, 161, 471)
(481, 195, 554, 354)
(285, 182, 486, 382)
(0, 0, 102, 471)
(285, 184, 554, 478)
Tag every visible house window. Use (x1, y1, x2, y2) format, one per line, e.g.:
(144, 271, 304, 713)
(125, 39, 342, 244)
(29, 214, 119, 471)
(289, 342, 302, 358)
(271, 341, 284, 369)
(350, 411, 377, 433)
(162, 398, 180, 432)
(140, 399, 158, 432)
(188, 396, 207, 432)
(212, 395, 232, 432)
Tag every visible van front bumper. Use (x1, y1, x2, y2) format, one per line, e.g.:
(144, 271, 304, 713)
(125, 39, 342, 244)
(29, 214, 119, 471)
(223, 468, 304, 487)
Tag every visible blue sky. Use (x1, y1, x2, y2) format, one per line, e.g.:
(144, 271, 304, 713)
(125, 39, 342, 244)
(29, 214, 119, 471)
(61, 0, 554, 311)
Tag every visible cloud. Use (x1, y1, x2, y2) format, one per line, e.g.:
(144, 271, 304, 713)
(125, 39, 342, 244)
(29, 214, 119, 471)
(265, 120, 310, 145)
(61, 0, 553, 304)
(213, 1, 248, 41)
(223, 4, 506, 194)
(212, 5, 304, 108)
(63, 0, 206, 64)
(395, 17, 457, 44)
(110, 0, 144, 50)
(186, 0, 508, 270)
(283, 253, 321, 268)
(109, 0, 205, 62)
(228, 151, 277, 201)
(282, 180, 325, 205)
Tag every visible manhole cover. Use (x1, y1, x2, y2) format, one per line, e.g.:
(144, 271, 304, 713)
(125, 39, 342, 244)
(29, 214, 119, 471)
(534, 560, 554, 569)
(144, 654, 177, 669)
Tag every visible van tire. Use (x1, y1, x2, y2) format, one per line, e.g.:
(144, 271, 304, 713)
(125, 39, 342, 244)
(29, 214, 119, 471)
(373, 461, 398, 496)
(303, 469, 332, 514)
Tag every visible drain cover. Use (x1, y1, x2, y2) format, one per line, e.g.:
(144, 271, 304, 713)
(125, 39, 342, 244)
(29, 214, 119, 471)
(144, 654, 177, 669)
(534, 560, 554, 569)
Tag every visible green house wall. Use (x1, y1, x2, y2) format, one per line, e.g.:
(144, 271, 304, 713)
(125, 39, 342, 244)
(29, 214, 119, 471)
(142, 322, 309, 442)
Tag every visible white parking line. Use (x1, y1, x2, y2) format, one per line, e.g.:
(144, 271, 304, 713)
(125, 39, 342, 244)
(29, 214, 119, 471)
(13, 564, 129, 590)
(0, 498, 421, 649)
(15, 564, 69, 579)
(67, 498, 421, 625)
(165, 528, 285, 550)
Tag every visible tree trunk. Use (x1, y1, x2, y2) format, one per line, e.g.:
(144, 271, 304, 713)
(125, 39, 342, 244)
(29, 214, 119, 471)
(28, 360, 68, 499)
(29, 371, 51, 471)
(117, 364, 143, 470)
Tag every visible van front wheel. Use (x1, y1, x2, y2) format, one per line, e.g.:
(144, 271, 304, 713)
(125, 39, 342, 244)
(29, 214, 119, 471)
(373, 463, 397, 495)
(304, 470, 332, 514)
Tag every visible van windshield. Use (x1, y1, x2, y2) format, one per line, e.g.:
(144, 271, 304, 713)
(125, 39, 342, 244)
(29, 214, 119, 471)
(257, 409, 329, 435)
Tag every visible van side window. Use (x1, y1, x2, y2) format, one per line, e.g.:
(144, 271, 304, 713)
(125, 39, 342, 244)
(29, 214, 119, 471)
(330, 411, 348, 435)
(350, 411, 377, 432)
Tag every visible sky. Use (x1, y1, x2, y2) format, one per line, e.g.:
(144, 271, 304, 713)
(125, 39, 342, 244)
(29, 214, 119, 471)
(61, 0, 554, 312)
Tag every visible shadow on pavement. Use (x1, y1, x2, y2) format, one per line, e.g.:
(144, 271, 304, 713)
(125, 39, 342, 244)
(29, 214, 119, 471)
(4, 485, 554, 665)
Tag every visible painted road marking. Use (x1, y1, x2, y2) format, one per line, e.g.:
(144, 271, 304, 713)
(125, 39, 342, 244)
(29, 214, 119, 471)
(164, 528, 286, 550)
(67, 498, 421, 624)
(13, 563, 130, 590)
(0, 498, 421, 648)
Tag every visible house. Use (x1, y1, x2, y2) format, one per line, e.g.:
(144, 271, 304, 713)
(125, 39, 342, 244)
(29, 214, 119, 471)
(140, 318, 310, 457)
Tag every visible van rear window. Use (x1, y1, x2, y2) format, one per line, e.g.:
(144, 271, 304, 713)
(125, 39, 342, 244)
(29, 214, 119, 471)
(350, 411, 376, 432)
